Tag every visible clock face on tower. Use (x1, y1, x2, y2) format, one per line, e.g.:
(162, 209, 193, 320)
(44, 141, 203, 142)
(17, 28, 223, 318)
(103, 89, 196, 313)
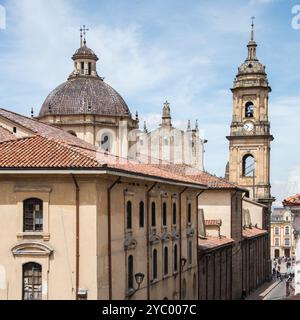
(243, 121, 254, 132)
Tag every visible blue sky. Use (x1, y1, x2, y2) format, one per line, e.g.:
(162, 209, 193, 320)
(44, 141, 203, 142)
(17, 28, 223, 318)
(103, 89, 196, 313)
(0, 0, 299, 206)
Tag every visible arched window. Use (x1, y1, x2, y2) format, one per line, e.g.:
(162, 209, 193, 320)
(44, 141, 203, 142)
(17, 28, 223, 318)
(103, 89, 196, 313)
(163, 202, 167, 226)
(242, 154, 255, 177)
(188, 241, 193, 265)
(245, 101, 254, 118)
(164, 247, 169, 275)
(23, 198, 43, 232)
(139, 201, 144, 228)
(285, 226, 289, 235)
(100, 133, 112, 152)
(23, 262, 42, 300)
(126, 201, 132, 230)
(151, 202, 156, 227)
(174, 244, 178, 272)
(187, 203, 192, 224)
(153, 249, 158, 280)
(128, 255, 134, 290)
(172, 203, 177, 225)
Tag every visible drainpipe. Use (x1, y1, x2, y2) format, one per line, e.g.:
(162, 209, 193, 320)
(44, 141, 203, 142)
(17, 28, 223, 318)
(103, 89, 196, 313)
(179, 187, 188, 300)
(196, 189, 205, 300)
(107, 177, 121, 300)
(72, 174, 80, 300)
(146, 182, 157, 300)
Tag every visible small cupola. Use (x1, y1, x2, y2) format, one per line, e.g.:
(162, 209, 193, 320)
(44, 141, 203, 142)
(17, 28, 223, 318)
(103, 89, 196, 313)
(69, 25, 100, 79)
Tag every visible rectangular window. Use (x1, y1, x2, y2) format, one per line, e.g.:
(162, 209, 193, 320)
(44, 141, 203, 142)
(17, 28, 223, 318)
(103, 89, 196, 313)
(88, 62, 92, 75)
(275, 238, 279, 246)
(285, 238, 290, 246)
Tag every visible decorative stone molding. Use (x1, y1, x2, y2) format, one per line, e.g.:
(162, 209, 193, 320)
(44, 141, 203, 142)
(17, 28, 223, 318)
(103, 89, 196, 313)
(14, 186, 52, 193)
(186, 227, 195, 238)
(124, 232, 137, 250)
(171, 228, 180, 241)
(11, 242, 54, 257)
(149, 230, 160, 245)
(161, 230, 171, 242)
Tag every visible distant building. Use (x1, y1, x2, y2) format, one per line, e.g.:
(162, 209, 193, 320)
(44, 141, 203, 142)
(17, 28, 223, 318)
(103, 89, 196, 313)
(270, 208, 295, 259)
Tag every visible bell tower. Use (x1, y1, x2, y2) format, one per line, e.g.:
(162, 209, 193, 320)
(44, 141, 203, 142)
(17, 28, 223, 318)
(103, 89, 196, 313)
(226, 19, 275, 209)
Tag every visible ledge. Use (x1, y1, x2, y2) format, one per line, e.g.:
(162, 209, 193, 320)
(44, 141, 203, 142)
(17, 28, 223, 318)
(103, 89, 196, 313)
(17, 232, 50, 241)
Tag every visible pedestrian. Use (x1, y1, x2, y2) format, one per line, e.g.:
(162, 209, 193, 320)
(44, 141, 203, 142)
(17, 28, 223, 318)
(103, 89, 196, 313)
(278, 266, 281, 272)
(277, 270, 281, 280)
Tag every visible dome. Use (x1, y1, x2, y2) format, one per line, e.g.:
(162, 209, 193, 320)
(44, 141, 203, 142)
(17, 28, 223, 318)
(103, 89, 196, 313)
(72, 44, 98, 61)
(38, 77, 131, 117)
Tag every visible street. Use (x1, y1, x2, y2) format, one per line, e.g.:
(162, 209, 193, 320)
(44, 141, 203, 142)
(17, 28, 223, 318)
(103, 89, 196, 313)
(263, 280, 288, 300)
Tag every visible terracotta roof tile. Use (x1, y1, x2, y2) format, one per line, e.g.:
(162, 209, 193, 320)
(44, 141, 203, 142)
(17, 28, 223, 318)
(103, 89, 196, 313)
(198, 236, 234, 251)
(152, 164, 246, 190)
(242, 227, 268, 239)
(0, 134, 207, 188)
(205, 219, 222, 226)
(283, 194, 300, 207)
(0, 108, 94, 150)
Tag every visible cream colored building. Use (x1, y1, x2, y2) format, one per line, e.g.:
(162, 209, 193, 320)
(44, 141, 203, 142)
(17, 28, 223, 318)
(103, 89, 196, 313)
(270, 207, 295, 259)
(0, 117, 204, 300)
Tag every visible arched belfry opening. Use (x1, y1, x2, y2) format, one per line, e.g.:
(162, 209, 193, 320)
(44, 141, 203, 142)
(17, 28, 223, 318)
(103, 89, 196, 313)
(245, 101, 254, 118)
(242, 154, 255, 177)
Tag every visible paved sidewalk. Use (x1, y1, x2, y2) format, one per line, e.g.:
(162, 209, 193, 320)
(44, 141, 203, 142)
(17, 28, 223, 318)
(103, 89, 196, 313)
(245, 280, 281, 300)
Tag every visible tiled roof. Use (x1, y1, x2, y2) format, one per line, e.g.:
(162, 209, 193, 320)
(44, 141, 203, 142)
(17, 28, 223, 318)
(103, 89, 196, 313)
(205, 219, 222, 226)
(0, 134, 207, 188)
(0, 126, 17, 142)
(0, 135, 99, 168)
(242, 227, 268, 239)
(0, 108, 94, 149)
(198, 236, 234, 251)
(153, 164, 246, 191)
(283, 194, 300, 207)
(38, 77, 131, 118)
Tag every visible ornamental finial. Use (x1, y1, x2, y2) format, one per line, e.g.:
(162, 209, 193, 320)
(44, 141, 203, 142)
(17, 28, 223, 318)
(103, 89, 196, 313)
(80, 25, 89, 47)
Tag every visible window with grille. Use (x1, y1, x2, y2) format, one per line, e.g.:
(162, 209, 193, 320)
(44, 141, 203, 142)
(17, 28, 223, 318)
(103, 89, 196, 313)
(23, 198, 43, 232)
(172, 203, 177, 225)
(128, 255, 134, 290)
(152, 249, 158, 280)
(173, 244, 178, 273)
(187, 203, 191, 224)
(126, 201, 132, 230)
(164, 247, 169, 276)
(151, 202, 156, 227)
(23, 263, 42, 300)
(139, 201, 144, 228)
(163, 202, 167, 226)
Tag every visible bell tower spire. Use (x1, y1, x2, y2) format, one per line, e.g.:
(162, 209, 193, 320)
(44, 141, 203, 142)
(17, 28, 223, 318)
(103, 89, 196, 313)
(247, 17, 257, 60)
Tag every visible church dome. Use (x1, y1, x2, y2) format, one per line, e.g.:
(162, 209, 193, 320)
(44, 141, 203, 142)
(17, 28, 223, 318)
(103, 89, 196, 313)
(38, 30, 132, 118)
(39, 77, 131, 117)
